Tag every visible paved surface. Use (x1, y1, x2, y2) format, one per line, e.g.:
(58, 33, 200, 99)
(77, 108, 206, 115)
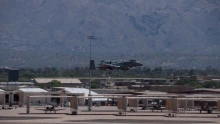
(0, 106, 219, 124)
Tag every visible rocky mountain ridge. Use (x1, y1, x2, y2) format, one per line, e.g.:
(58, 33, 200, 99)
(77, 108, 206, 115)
(0, 0, 219, 68)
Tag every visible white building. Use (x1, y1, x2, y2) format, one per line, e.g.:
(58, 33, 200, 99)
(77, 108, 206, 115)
(52, 87, 107, 105)
(18, 88, 48, 106)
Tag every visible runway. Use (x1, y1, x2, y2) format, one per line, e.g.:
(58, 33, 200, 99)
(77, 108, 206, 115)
(0, 106, 219, 124)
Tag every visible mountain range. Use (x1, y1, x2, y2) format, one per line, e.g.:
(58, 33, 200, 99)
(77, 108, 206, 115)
(0, 0, 220, 69)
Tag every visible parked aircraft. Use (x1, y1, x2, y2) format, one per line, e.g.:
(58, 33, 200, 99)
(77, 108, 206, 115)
(199, 103, 217, 114)
(96, 59, 143, 70)
(150, 105, 166, 112)
(35, 102, 65, 114)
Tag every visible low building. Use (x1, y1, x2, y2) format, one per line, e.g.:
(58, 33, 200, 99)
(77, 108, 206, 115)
(195, 76, 220, 81)
(179, 76, 220, 82)
(51, 87, 107, 105)
(138, 78, 167, 85)
(114, 81, 136, 86)
(0, 82, 34, 90)
(0, 88, 48, 107)
(0, 89, 4, 105)
(169, 88, 220, 94)
(128, 85, 193, 92)
(18, 88, 48, 106)
(168, 89, 220, 106)
(92, 89, 134, 94)
(33, 78, 82, 88)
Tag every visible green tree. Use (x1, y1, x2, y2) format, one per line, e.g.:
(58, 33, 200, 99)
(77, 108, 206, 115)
(38, 84, 45, 89)
(47, 80, 62, 88)
(176, 78, 200, 88)
(202, 81, 220, 88)
(22, 73, 36, 78)
(157, 80, 168, 85)
(91, 79, 100, 89)
(194, 83, 202, 88)
(176, 79, 188, 85)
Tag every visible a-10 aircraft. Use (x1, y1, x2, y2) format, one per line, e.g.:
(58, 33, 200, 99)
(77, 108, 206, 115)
(35, 102, 65, 114)
(96, 59, 143, 70)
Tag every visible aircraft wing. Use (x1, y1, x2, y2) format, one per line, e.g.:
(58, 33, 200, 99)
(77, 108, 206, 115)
(160, 106, 166, 110)
(97, 63, 120, 70)
(35, 108, 47, 111)
(106, 64, 120, 68)
(54, 108, 66, 111)
(35, 107, 66, 112)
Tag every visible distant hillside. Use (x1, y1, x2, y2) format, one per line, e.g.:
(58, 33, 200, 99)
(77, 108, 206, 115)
(0, 0, 220, 68)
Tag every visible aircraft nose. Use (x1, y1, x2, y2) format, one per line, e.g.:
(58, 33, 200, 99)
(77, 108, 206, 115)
(137, 63, 143, 66)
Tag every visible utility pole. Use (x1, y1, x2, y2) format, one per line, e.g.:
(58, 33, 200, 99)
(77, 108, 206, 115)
(87, 36, 94, 111)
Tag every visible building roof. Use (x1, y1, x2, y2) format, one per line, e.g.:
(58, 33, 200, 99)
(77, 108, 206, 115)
(64, 88, 107, 101)
(211, 79, 220, 81)
(0, 82, 33, 85)
(184, 94, 220, 98)
(139, 90, 167, 95)
(168, 88, 220, 94)
(64, 88, 98, 96)
(18, 88, 48, 93)
(34, 78, 82, 84)
(114, 90, 167, 95)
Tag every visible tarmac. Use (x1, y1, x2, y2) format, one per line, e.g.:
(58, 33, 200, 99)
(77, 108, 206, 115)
(0, 106, 220, 124)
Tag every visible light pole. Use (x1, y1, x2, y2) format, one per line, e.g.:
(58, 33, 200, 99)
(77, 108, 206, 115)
(87, 35, 94, 111)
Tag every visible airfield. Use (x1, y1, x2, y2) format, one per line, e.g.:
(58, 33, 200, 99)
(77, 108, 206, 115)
(0, 105, 219, 124)
(1, 80, 220, 124)
(1, 89, 220, 124)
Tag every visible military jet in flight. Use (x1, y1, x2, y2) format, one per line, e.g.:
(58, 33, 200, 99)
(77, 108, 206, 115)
(96, 59, 143, 70)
